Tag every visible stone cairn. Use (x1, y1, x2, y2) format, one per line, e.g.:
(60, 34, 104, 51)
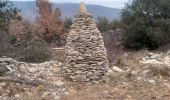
(62, 2, 108, 84)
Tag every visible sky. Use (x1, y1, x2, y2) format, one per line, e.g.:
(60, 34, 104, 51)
(11, 0, 129, 8)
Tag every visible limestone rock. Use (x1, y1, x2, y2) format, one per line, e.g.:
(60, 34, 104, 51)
(112, 66, 124, 73)
(140, 52, 170, 66)
(62, 2, 108, 84)
(79, 2, 87, 14)
(0, 57, 65, 99)
(167, 50, 170, 55)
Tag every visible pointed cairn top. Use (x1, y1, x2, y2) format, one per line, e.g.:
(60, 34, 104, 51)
(79, 2, 88, 13)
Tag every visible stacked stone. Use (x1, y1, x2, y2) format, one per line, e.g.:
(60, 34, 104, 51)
(62, 2, 108, 84)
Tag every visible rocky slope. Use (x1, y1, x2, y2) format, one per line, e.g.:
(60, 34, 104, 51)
(0, 57, 66, 100)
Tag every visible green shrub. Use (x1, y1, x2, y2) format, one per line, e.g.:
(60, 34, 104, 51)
(0, 65, 9, 76)
(19, 39, 51, 63)
(109, 20, 121, 30)
(0, 0, 21, 31)
(96, 17, 110, 32)
(4, 19, 51, 63)
(96, 17, 121, 32)
(64, 18, 73, 30)
(121, 0, 170, 50)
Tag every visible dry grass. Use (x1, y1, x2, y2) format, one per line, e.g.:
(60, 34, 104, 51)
(148, 65, 170, 77)
(51, 48, 66, 62)
(60, 49, 170, 100)
(61, 81, 170, 100)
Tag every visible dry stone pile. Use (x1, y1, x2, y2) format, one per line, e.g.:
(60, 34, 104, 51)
(62, 2, 108, 84)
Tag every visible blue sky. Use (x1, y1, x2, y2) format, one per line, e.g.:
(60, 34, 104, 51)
(11, 0, 129, 8)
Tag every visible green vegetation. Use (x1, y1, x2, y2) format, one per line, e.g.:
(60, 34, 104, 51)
(0, 1, 52, 63)
(0, 0, 20, 31)
(121, 0, 170, 50)
(96, 17, 120, 32)
(64, 18, 73, 31)
(19, 39, 51, 63)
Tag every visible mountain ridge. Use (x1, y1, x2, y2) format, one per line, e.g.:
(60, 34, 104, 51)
(12, 1, 121, 21)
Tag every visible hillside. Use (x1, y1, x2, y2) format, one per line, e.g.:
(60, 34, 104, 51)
(1, 1, 170, 100)
(12, 1, 121, 21)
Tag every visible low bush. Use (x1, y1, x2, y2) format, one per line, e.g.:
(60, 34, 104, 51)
(7, 20, 51, 63)
(19, 39, 51, 63)
(96, 17, 110, 32)
(121, 0, 170, 50)
(96, 17, 121, 32)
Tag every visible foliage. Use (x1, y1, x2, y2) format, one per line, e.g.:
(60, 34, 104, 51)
(121, 0, 170, 50)
(9, 20, 26, 41)
(19, 38, 51, 63)
(2, 20, 51, 63)
(8, 20, 35, 46)
(0, 65, 9, 76)
(109, 20, 121, 30)
(96, 17, 110, 32)
(64, 18, 73, 31)
(35, 0, 64, 45)
(96, 17, 120, 32)
(0, 31, 12, 56)
(0, 0, 21, 31)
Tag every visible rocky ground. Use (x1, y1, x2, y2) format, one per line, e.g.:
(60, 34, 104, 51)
(0, 50, 170, 100)
(0, 57, 66, 100)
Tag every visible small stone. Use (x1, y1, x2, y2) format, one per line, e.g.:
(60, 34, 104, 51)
(90, 36, 98, 40)
(137, 77, 142, 80)
(15, 94, 20, 98)
(97, 62, 104, 65)
(87, 72, 93, 75)
(150, 54, 162, 60)
(142, 70, 150, 76)
(58, 62, 63, 66)
(74, 64, 88, 68)
(164, 83, 170, 89)
(131, 71, 138, 75)
(75, 70, 82, 74)
(54, 80, 64, 86)
(70, 51, 79, 55)
(112, 66, 124, 72)
(148, 80, 156, 85)
(29, 68, 37, 73)
(167, 50, 170, 55)
(108, 68, 114, 74)
(77, 56, 84, 60)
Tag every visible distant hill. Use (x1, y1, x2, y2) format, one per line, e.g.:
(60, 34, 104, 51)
(12, 1, 121, 21)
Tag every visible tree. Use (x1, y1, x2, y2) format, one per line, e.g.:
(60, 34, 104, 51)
(0, 0, 20, 30)
(121, 0, 170, 50)
(96, 17, 110, 32)
(64, 18, 73, 31)
(35, 0, 64, 45)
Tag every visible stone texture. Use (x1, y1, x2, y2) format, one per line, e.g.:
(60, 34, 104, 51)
(79, 2, 87, 14)
(62, 3, 108, 84)
(0, 57, 65, 100)
(140, 52, 170, 67)
(0, 65, 9, 76)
